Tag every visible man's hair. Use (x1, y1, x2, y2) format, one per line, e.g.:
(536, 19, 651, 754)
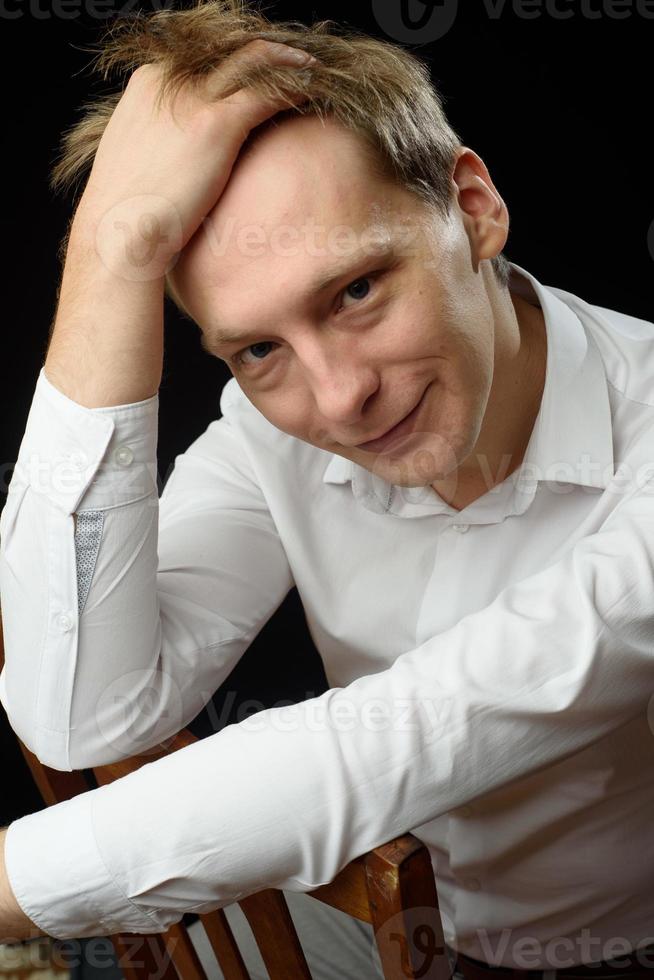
(50, 0, 512, 318)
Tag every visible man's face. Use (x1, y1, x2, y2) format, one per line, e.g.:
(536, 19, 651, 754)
(171, 113, 498, 488)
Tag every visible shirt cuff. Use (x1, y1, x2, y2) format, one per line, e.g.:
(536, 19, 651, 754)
(4, 789, 164, 940)
(15, 367, 160, 517)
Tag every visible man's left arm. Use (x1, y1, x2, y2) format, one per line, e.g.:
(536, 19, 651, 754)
(2, 477, 654, 942)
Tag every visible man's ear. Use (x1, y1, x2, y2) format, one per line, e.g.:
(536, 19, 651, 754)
(450, 147, 509, 269)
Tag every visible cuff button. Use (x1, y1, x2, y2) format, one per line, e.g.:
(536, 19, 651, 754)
(114, 445, 134, 467)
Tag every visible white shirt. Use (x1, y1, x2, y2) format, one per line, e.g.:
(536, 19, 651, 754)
(2, 262, 654, 968)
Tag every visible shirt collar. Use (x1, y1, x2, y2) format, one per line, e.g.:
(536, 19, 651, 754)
(323, 261, 614, 519)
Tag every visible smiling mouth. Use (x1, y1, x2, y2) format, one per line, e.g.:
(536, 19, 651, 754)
(353, 387, 429, 453)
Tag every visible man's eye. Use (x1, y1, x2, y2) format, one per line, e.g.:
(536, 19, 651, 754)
(233, 341, 278, 367)
(338, 275, 374, 312)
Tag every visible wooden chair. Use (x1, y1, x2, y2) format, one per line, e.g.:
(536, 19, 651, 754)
(0, 617, 450, 980)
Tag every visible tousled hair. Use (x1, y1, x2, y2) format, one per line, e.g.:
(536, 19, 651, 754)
(50, 0, 512, 317)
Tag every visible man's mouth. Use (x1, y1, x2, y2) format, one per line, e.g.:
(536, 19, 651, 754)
(354, 386, 429, 453)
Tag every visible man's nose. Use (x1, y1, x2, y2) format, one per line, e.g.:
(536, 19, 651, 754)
(301, 345, 381, 425)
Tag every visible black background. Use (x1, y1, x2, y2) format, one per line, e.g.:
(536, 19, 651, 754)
(1, 0, 652, 826)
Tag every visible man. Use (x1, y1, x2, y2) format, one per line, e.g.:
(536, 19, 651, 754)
(1, 3, 654, 978)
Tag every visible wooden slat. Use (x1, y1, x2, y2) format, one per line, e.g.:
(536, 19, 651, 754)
(161, 922, 210, 980)
(198, 910, 252, 980)
(238, 889, 312, 980)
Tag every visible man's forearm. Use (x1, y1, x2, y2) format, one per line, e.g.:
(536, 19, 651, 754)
(43, 209, 165, 409)
(0, 828, 48, 943)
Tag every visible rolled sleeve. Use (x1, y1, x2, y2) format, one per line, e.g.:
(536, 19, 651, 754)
(18, 367, 159, 517)
(4, 789, 162, 939)
(0, 368, 161, 770)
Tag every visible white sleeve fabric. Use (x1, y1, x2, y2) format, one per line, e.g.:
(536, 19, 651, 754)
(4, 471, 654, 940)
(0, 367, 293, 771)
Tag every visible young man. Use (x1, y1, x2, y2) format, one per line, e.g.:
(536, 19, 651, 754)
(1, 3, 654, 978)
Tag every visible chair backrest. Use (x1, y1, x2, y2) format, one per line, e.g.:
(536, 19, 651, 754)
(0, 612, 450, 980)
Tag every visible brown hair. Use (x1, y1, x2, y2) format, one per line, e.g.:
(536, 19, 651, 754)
(50, 0, 512, 318)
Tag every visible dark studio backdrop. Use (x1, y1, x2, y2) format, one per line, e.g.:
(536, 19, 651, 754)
(1, 1, 652, 828)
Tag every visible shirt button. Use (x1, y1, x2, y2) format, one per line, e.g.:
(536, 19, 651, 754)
(57, 613, 74, 632)
(114, 445, 134, 467)
(463, 877, 481, 891)
(451, 523, 470, 533)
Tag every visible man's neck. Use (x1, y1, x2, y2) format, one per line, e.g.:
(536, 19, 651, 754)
(430, 285, 548, 513)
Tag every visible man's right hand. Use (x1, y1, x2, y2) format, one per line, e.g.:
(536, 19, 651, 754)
(72, 40, 318, 281)
(44, 40, 317, 407)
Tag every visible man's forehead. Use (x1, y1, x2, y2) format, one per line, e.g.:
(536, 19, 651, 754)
(201, 112, 420, 260)
(200, 197, 420, 262)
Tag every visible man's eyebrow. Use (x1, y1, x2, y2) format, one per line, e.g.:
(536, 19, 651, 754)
(201, 243, 401, 352)
(308, 243, 400, 295)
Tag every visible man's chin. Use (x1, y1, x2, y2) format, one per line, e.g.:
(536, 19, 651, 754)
(352, 429, 458, 486)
